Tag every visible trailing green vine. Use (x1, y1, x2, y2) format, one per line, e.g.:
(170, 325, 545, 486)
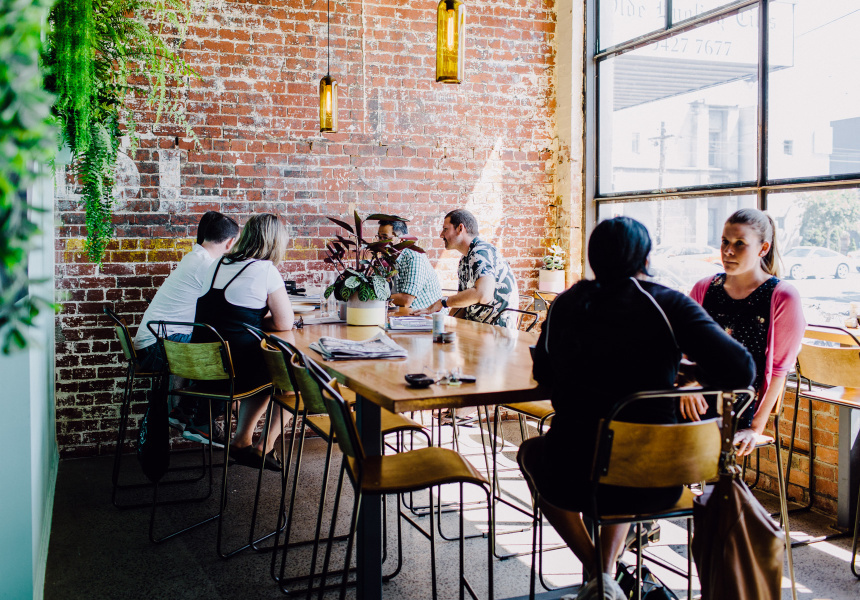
(0, 0, 58, 353)
(45, 0, 200, 263)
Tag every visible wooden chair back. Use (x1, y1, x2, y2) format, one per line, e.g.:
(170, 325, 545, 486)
(104, 307, 136, 363)
(494, 307, 539, 332)
(532, 291, 557, 312)
(147, 321, 234, 381)
(595, 418, 721, 488)
(271, 344, 328, 414)
(162, 339, 231, 381)
(590, 388, 752, 489)
(448, 303, 495, 322)
(261, 339, 295, 394)
(797, 341, 860, 389)
(264, 335, 342, 416)
(306, 357, 364, 466)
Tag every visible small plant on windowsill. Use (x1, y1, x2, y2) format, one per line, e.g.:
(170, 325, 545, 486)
(542, 244, 565, 271)
(539, 244, 566, 293)
(323, 212, 424, 325)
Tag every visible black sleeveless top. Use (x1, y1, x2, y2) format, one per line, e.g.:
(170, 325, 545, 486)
(191, 258, 270, 391)
(702, 273, 778, 428)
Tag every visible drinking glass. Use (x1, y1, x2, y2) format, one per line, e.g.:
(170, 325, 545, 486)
(305, 274, 322, 310)
(319, 271, 337, 317)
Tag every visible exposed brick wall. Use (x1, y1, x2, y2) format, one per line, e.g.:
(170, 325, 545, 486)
(54, 0, 560, 458)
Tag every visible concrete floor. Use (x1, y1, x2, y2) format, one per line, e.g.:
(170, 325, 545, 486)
(45, 419, 860, 599)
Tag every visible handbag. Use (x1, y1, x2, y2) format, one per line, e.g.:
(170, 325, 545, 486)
(691, 392, 784, 600)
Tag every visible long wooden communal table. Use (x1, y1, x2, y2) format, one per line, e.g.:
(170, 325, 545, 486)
(272, 315, 545, 600)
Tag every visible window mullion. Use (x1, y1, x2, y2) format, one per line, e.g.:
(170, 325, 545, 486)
(757, 0, 769, 209)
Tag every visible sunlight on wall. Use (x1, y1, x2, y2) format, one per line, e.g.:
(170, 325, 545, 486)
(434, 137, 508, 290)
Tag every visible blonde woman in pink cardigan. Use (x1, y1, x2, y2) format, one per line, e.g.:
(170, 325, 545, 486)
(681, 208, 806, 456)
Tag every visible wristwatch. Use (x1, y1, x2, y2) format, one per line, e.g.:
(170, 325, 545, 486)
(441, 297, 448, 309)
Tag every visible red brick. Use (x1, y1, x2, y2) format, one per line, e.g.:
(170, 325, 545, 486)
(54, 0, 560, 462)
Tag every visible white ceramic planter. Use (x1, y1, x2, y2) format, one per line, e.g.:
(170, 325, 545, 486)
(346, 297, 386, 326)
(538, 269, 565, 293)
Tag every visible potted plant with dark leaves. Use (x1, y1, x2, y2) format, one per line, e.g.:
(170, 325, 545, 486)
(323, 212, 425, 326)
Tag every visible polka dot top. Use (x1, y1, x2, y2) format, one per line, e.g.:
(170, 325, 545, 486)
(702, 274, 778, 427)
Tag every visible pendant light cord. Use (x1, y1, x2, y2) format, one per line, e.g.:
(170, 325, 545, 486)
(326, 0, 330, 77)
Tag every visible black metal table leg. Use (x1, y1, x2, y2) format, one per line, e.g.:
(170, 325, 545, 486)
(356, 394, 382, 600)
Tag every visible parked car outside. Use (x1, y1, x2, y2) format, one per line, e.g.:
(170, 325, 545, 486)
(847, 249, 860, 272)
(782, 246, 852, 280)
(651, 243, 722, 264)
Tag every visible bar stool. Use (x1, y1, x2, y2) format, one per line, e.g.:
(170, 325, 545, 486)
(490, 307, 539, 332)
(519, 388, 759, 600)
(104, 307, 207, 509)
(784, 328, 860, 566)
(532, 291, 557, 312)
(488, 400, 555, 562)
(146, 320, 273, 555)
(305, 356, 495, 600)
(262, 336, 431, 595)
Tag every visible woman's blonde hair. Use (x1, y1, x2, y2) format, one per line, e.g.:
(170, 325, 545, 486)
(725, 208, 781, 277)
(224, 214, 288, 266)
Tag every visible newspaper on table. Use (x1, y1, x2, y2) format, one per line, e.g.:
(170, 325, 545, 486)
(309, 332, 408, 361)
(387, 316, 433, 331)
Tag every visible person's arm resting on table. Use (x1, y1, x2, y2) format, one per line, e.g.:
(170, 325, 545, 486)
(390, 292, 416, 308)
(672, 294, 755, 426)
(414, 275, 495, 315)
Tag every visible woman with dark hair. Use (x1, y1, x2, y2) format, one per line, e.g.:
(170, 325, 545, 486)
(682, 208, 805, 456)
(518, 216, 754, 598)
(187, 213, 294, 470)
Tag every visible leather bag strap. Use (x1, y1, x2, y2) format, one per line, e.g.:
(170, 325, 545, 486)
(719, 391, 741, 478)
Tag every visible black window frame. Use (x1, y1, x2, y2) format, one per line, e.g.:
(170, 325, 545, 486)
(585, 0, 860, 248)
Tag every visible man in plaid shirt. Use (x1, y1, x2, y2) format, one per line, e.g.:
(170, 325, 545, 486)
(377, 220, 441, 310)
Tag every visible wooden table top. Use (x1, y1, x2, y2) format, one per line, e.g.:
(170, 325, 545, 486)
(270, 316, 545, 414)
(803, 324, 860, 346)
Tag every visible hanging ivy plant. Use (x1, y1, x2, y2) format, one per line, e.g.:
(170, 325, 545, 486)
(0, 0, 58, 354)
(45, 0, 200, 263)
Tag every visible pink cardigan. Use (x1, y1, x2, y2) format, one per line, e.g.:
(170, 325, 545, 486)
(690, 276, 806, 398)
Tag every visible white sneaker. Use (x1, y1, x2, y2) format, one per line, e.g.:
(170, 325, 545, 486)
(576, 574, 626, 600)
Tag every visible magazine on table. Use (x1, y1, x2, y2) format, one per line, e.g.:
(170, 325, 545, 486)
(309, 332, 408, 361)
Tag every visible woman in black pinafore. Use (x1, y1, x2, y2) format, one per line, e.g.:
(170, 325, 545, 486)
(191, 214, 294, 470)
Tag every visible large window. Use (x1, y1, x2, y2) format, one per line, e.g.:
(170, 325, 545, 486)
(590, 0, 860, 323)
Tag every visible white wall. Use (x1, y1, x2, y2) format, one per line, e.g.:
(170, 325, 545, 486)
(0, 169, 58, 600)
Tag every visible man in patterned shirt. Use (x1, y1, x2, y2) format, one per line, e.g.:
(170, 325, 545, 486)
(415, 209, 520, 328)
(377, 219, 441, 311)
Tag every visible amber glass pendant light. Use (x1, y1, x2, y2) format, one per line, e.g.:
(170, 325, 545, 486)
(319, 0, 337, 132)
(436, 0, 465, 83)
(319, 75, 337, 133)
